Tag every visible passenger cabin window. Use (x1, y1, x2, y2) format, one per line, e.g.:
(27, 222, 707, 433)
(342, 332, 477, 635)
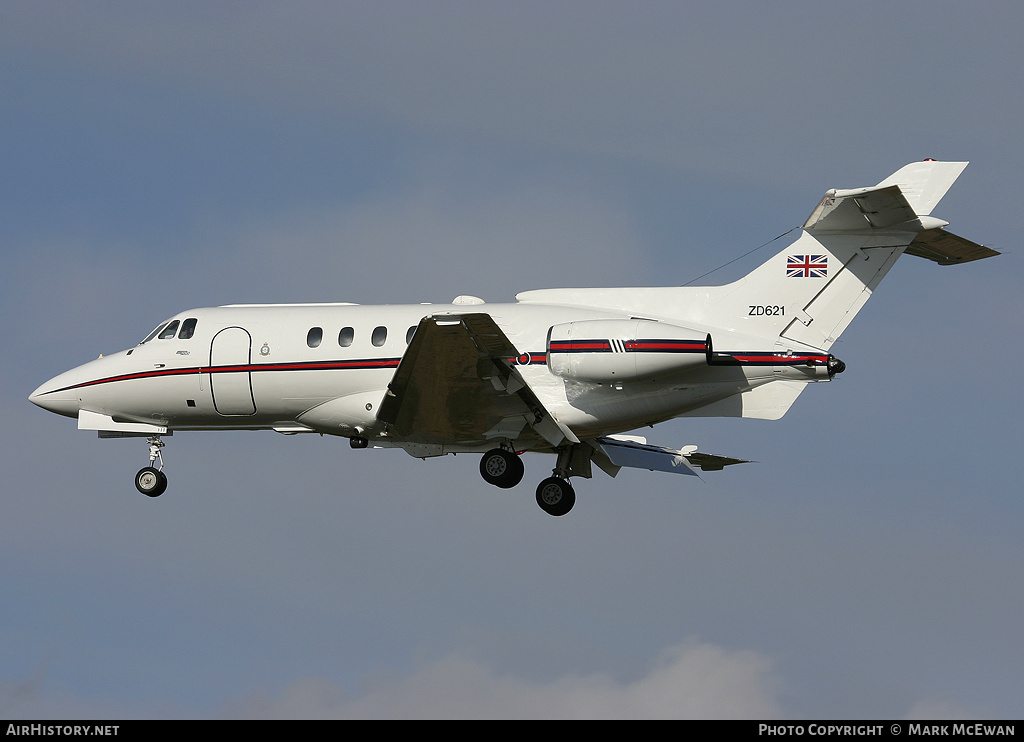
(406, 326, 417, 344)
(338, 326, 354, 347)
(371, 326, 387, 347)
(158, 320, 180, 339)
(178, 318, 198, 339)
(307, 327, 323, 348)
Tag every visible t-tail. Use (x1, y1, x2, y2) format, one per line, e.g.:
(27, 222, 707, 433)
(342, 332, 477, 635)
(517, 160, 997, 420)
(707, 159, 997, 352)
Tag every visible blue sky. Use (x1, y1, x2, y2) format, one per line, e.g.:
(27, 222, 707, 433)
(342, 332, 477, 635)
(2, 1, 1021, 719)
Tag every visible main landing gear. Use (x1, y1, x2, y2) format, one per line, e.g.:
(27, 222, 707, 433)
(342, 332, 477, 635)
(479, 447, 525, 489)
(478, 447, 577, 516)
(535, 476, 575, 517)
(134, 436, 167, 497)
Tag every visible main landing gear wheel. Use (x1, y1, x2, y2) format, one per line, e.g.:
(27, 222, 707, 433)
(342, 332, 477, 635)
(135, 467, 167, 497)
(479, 448, 525, 489)
(536, 477, 575, 516)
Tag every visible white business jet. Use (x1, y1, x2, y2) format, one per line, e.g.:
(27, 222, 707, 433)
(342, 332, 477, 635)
(30, 161, 997, 515)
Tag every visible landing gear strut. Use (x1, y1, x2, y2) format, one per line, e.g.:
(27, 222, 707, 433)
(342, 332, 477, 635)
(479, 447, 525, 489)
(135, 436, 167, 497)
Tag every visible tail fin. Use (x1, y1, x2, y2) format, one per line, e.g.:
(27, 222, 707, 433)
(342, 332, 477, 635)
(875, 160, 969, 216)
(516, 160, 997, 353)
(712, 160, 995, 351)
(517, 161, 996, 421)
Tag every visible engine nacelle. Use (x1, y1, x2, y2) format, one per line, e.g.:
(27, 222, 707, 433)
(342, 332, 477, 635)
(547, 319, 708, 383)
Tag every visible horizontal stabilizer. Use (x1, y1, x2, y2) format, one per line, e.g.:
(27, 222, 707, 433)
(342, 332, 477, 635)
(905, 228, 1000, 265)
(802, 184, 915, 232)
(802, 160, 970, 233)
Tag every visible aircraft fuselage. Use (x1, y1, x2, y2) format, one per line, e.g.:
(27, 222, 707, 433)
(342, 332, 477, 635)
(30, 300, 820, 449)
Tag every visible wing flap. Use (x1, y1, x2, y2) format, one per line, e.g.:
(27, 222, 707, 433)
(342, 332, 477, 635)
(595, 436, 750, 477)
(377, 313, 575, 447)
(596, 437, 697, 476)
(679, 447, 751, 471)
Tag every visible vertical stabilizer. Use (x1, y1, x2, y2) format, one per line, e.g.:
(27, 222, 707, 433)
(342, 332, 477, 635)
(874, 160, 967, 216)
(517, 161, 993, 423)
(707, 160, 972, 350)
(516, 161, 994, 353)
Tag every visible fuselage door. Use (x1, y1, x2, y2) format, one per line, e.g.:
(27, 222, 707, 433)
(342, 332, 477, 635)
(210, 327, 256, 415)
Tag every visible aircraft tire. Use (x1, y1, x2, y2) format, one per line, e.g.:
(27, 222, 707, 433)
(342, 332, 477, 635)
(479, 449, 524, 489)
(535, 477, 575, 516)
(135, 467, 167, 497)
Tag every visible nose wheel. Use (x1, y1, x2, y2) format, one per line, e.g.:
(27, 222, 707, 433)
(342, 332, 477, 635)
(135, 466, 167, 497)
(135, 436, 168, 497)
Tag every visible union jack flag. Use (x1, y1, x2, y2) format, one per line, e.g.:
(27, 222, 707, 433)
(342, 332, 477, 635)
(787, 254, 828, 278)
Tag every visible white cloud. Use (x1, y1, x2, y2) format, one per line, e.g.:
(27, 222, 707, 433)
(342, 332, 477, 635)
(0, 671, 187, 721)
(227, 638, 782, 719)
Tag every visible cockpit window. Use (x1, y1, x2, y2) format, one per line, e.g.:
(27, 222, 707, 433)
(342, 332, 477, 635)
(158, 320, 180, 339)
(178, 318, 198, 339)
(140, 321, 171, 344)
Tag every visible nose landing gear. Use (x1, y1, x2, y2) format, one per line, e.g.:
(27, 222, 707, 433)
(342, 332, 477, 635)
(134, 436, 167, 497)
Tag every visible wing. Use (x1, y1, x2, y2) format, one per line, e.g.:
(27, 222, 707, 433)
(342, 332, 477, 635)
(376, 313, 577, 448)
(594, 436, 750, 477)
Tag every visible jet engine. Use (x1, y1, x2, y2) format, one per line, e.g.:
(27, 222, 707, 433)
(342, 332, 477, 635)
(547, 319, 708, 383)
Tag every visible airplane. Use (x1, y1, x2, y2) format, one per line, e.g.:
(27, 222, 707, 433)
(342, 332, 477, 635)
(30, 160, 998, 515)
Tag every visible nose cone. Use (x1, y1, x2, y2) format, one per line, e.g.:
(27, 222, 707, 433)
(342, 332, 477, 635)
(29, 368, 83, 418)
